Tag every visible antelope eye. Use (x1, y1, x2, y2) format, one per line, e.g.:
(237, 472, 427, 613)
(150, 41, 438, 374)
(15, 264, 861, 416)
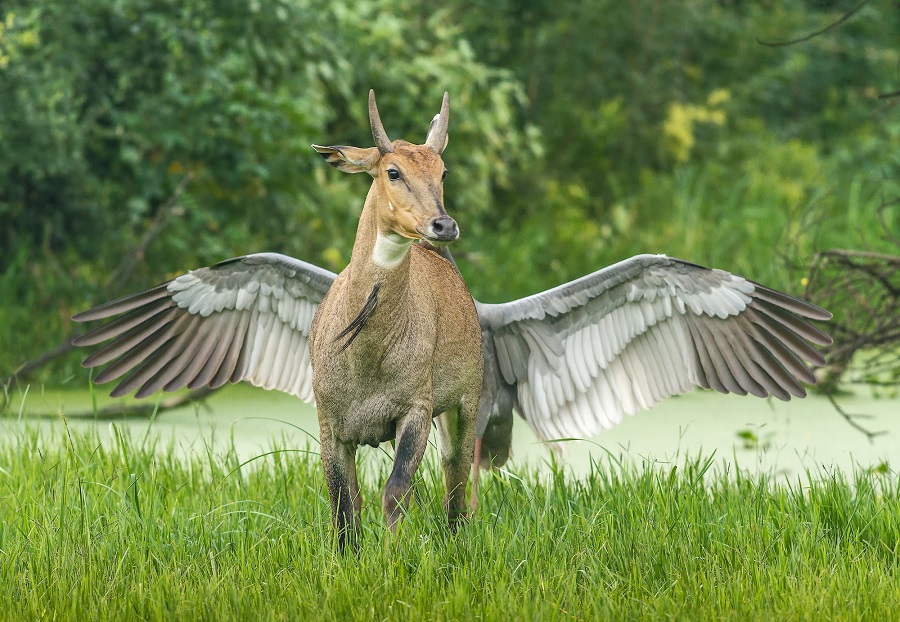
(387, 169, 400, 181)
(441, 169, 448, 181)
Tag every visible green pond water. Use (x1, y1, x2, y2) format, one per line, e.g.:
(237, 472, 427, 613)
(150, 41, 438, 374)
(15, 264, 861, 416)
(3, 384, 898, 480)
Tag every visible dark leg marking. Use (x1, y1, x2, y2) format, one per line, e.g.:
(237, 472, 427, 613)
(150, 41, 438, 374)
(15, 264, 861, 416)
(383, 407, 431, 533)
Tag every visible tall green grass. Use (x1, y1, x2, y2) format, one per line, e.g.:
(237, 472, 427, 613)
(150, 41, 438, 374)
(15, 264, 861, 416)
(0, 424, 898, 620)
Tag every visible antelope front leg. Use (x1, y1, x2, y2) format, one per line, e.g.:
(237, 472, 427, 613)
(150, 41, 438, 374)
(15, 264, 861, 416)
(320, 428, 361, 553)
(383, 405, 431, 533)
(436, 401, 476, 531)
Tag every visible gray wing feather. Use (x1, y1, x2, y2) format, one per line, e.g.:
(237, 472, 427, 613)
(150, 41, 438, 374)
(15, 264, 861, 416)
(72, 253, 337, 400)
(477, 254, 832, 443)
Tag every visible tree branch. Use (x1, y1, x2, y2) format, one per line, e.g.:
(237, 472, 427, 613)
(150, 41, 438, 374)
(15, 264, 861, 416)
(826, 394, 886, 443)
(757, 0, 869, 47)
(1, 340, 78, 393)
(21, 386, 219, 420)
(105, 172, 194, 289)
(1, 174, 194, 393)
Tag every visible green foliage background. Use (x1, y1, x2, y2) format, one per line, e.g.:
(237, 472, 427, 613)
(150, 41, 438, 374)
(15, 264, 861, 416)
(1, 0, 897, 384)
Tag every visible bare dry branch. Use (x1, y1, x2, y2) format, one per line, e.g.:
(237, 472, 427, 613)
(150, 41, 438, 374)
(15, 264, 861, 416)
(757, 0, 870, 47)
(805, 249, 900, 393)
(1, 340, 77, 393)
(826, 394, 887, 443)
(19, 386, 220, 420)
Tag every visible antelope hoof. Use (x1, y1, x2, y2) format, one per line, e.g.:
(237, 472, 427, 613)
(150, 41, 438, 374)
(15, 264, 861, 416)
(448, 510, 468, 535)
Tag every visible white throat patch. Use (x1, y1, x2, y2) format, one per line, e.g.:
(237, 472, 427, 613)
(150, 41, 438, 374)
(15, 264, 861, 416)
(373, 232, 412, 269)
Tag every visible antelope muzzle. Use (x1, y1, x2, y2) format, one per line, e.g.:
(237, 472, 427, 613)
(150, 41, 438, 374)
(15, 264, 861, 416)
(424, 216, 459, 243)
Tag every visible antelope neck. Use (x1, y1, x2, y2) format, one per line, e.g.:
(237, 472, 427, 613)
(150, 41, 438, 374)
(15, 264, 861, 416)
(372, 231, 413, 269)
(346, 188, 415, 317)
(350, 186, 414, 271)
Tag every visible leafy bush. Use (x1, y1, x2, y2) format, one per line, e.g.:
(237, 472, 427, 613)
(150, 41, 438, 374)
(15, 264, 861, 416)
(1, 0, 896, 383)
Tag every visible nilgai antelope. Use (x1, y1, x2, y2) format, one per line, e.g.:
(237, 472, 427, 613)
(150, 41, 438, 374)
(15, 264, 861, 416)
(73, 91, 484, 550)
(307, 91, 482, 548)
(72, 90, 833, 539)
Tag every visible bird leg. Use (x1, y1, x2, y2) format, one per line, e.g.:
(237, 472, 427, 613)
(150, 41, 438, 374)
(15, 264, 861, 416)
(469, 435, 482, 512)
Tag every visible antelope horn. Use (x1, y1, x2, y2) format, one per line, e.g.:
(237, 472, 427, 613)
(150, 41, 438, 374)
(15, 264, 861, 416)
(368, 89, 393, 155)
(425, 92, 450, 153)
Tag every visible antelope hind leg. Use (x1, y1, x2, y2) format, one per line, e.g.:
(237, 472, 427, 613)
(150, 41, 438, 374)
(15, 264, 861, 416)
(436, 401, 476, 531)
(320, 429, 361, 553)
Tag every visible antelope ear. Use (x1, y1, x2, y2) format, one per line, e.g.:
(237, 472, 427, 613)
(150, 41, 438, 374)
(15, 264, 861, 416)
(424, 114, 449, 154)
(311, 145, 380, 175)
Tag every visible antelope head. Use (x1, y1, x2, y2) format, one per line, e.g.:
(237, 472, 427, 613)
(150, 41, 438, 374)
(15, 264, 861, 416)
(313, 90, 456, 265)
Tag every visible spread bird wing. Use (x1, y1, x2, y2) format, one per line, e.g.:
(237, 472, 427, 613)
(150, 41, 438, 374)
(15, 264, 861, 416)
(475, 254, 832, 442)
(72, 253, 336, 401)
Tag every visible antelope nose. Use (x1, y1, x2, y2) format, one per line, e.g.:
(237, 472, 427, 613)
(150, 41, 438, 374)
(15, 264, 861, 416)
(428, 216, 459, 241)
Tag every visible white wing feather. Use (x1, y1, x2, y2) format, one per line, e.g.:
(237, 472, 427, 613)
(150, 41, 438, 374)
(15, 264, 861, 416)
(73, 253, 336, 400)
(478, 254, 831, 442)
